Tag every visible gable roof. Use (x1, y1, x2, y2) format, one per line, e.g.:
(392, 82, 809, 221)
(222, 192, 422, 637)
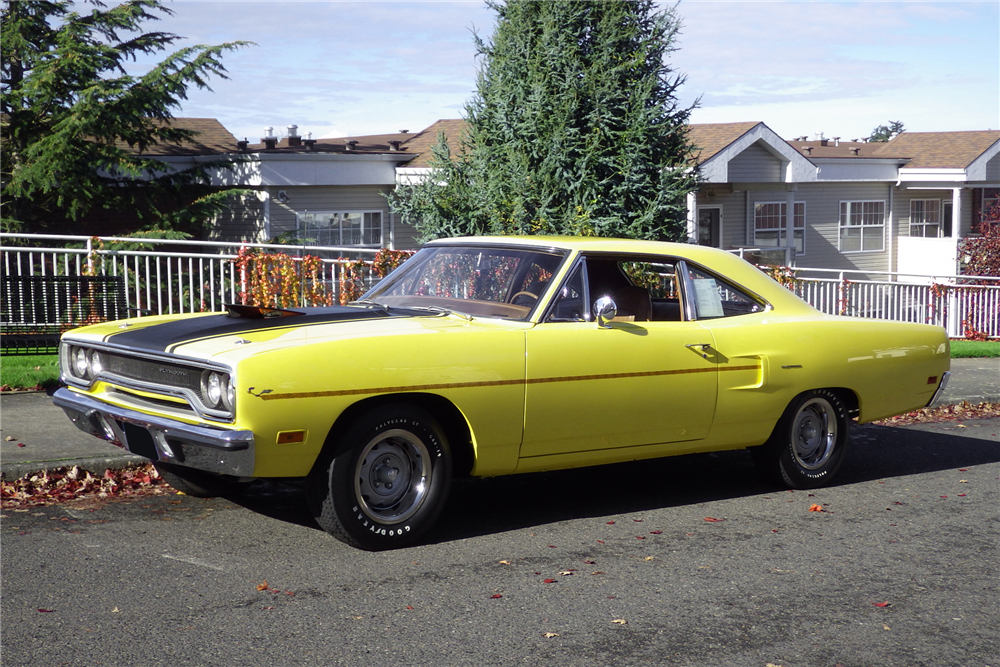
(870, 130, 1000, 169)
(396, 119, 472, 168)
(686, 122, 762, 162)
(133, 118, 240, 155)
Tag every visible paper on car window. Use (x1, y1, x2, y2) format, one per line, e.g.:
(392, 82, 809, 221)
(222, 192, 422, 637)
(693, 279, 724, 318)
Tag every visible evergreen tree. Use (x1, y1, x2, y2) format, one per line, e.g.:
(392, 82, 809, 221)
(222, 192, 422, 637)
(390, 0, 699, 242)
(867, 120, 905, 143)
(1, 0, 250, 234)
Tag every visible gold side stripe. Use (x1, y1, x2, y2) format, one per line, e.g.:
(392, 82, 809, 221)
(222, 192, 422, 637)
(257, 364, 759, 401)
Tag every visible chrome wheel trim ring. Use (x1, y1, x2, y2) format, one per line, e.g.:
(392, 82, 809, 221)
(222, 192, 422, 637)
(792, 398, 837, 470)
(354, 429, 431, 525)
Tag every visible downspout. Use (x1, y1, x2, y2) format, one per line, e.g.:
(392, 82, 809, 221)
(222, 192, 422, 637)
(745, 190, 751, 246)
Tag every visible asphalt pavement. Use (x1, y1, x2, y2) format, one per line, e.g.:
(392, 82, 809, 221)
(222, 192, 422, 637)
(1, 357, 997, 481)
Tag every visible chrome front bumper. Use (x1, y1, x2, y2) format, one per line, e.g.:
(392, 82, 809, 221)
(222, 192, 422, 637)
(52, 387, 255, 476)
(927, 370, 952, 407)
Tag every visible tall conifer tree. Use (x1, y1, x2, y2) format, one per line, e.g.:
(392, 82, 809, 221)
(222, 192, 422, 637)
(390, 0, 699, 241)
(1, 0, 249, 233)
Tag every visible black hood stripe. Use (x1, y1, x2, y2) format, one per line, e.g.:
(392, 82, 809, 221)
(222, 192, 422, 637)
(103, 306, 408, 353)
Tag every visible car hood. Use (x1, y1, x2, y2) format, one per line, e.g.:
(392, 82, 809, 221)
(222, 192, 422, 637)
(64, 305, 527, 362)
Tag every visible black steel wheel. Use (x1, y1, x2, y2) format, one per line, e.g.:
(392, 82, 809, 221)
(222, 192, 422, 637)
(308, 404, 452, 550)
(752, 389, 850, 489)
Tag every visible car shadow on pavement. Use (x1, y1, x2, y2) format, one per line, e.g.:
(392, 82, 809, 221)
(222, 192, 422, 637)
(227, 421, 1000, 545)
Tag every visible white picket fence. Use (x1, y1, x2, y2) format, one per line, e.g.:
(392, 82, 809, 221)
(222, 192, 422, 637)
(1, 234, 381, 316)
(2, 233, 998, 338)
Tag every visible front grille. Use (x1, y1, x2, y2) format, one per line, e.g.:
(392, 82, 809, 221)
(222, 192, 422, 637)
(103, 351, 204, 396)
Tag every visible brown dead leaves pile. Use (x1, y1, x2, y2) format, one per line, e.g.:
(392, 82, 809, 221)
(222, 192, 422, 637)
(874, 401, 999, 427)
(1, 464, 170, 508)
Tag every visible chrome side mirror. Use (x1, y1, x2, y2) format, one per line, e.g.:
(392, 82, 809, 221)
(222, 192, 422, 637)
(594, 296, 617, 328)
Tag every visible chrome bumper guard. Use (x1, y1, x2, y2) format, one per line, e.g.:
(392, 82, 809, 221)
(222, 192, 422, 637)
(52, 387, 255, 476)
(927, 371, 951, 407)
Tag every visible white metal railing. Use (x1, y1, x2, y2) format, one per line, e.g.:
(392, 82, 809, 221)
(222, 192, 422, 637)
(3, 234, 998, 338)
(1, 233, 381, 317)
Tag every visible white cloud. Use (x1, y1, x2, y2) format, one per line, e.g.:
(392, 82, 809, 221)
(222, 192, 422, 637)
(109, 0, 997, 140)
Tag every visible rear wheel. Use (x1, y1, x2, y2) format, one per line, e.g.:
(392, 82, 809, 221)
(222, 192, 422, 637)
(308, 405, 452, 550)
(153, 462, 245, 498)
(752, 389, 849, 489)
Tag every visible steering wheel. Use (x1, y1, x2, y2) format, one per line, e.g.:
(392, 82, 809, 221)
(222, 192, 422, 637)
(509, 291, 539, 306)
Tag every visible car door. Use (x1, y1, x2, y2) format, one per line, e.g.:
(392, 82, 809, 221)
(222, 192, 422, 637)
(519, 256, 719, 459)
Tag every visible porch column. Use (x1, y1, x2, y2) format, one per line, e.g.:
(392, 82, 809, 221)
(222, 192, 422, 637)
(951, 188, 962, 237)
(686, 192, 697, 242)
(785, 187, 796, 266)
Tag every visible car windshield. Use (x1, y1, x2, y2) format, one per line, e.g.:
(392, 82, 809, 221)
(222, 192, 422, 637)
(362, 245, 567, 320)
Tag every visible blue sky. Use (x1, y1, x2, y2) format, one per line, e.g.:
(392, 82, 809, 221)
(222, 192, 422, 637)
(125, 0, 999, 143)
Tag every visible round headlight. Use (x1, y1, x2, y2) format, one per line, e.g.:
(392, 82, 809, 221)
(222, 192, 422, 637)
(89, 350, 104, 376)
(205, 372, 224, 407)
(224, 377, 236, 411)
(73, 347, 89, 378)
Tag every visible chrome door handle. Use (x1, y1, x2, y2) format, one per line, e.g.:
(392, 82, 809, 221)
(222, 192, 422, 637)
(686, 342, 713, 358)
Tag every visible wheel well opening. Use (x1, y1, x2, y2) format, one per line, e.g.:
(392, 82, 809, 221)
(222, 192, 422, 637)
(319, 393, 475, 477)
(828, 387, 860, 420)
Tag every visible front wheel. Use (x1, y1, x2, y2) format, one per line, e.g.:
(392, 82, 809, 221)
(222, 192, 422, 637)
(307, 405, 452, 550)
(752, 389, 849, 489)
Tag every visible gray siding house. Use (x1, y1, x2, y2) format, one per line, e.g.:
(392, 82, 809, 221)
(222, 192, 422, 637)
(168, 118, 999, 276)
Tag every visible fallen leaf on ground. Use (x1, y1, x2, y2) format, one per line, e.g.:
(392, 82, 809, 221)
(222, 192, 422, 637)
(256, 580, 269, 591)
(872, 601, 891, 608)
(498, 560, 511, 565)
(704, 517, 724, 522)
(543, 579, 557, 584)
(542, 632, 559, 638)
(490, 594, 503, 599)
(874, 401, 1000, 426)
(809, 504, 824, 512)
(612, 619, 627, 625)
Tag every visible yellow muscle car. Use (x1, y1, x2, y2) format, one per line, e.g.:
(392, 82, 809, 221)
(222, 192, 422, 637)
(54, 237, 950, 549)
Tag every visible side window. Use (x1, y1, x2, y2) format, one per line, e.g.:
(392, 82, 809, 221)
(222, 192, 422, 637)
(546, 263, 587, 322)
(685, 265, 765, 319)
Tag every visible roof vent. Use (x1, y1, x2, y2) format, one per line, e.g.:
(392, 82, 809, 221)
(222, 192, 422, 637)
(803, 146, 813, 155)
(237, 138, 249, 151)
(850, 147, 861, 156)
(345, 140, 358, 151)
(832, 137, 840, 147)
(287, 124, 301, 147)
(261, 126, 277, 150)
(399, 129, 409, 134)
(388, 140, 402, 151)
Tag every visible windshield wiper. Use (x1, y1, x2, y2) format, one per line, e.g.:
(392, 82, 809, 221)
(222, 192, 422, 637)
(407, 305, 473, 321)
(349, 299, 388, 309)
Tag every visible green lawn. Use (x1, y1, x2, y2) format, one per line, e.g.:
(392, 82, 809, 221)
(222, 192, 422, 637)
(0, 354, 61, 391)
(1, 340, 997, 391)
(950, 340, 1000, 358)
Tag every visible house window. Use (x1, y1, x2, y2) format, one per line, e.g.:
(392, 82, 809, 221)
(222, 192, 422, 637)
(754, 202, 805, 253)
(909, 199, 941, 237)
(839, 200, 885, 252)
(296, 211, 383, 247)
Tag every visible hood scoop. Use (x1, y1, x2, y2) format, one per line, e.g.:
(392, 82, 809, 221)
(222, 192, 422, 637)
(225, 303, 305, 319)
